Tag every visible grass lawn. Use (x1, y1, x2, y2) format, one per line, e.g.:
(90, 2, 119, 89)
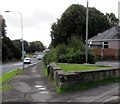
(57, 64, 112, 72)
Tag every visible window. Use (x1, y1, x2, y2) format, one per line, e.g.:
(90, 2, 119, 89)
(104, 42, 109, 48)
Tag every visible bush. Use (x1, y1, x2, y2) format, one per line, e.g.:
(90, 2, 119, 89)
(43, 48, 58, 65)
(43, 36, 96, 65)
(72, 50, 85, 64)
(88, 52, 96, 64)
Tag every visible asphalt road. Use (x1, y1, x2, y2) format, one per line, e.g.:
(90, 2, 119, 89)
(2, 61, 120, 102)
(2, 54, 43, 75)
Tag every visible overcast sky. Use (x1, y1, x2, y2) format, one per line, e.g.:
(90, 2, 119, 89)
(1, 0, 120, 47)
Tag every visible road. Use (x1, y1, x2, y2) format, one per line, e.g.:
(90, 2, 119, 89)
(1, 53, 43, 75)
(2, 61, 119, 102)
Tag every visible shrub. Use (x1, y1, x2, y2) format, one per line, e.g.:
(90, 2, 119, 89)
(43, 48, 58, 65)
(72, 50, 85, 64)
(43, 36, 96, 65)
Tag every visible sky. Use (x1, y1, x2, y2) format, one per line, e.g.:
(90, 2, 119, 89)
(1, 0, 120, 47)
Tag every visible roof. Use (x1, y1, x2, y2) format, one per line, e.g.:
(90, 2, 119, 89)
(88, 26, 120, 41)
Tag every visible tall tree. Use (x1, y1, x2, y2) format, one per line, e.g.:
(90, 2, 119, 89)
(0, 15, 6, 37)
(106, 13, 119, 27)
(50, 4, 110, 47)
(28, 41, 45, 53)
(1, 15, 21, 62)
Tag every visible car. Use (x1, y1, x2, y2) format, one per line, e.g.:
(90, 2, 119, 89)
(33, 55, 36, 58)
(37, 55, 42, 60)
(24, 57, 31, 64)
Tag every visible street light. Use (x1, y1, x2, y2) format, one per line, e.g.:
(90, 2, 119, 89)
(5, 11, 25, 69)
(85, 0, 89, 63)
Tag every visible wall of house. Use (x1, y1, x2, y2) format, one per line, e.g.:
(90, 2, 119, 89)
(90, 40, 120, 49)
(109, 40, 120, 49)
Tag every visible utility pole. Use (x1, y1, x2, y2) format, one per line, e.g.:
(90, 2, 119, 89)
(5, 11, 25, 69)
(85, 0, 89, 63)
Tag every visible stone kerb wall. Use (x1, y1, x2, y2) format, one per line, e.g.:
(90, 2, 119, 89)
(48, 63, 120, 88)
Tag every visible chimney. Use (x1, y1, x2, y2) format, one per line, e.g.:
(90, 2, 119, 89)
(118, 1, 120, 26)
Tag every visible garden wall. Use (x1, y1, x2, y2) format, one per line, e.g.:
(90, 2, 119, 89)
(47, 63, 120, 88)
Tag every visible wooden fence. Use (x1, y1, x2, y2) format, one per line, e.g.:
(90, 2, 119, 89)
(92, 48, 120, 60)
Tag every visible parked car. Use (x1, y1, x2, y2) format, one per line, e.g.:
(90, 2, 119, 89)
(37, 55, 42, 60)
(24, 57, 31, 64)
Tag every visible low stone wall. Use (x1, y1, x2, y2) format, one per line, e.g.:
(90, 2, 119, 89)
(47, 63, 120, 88)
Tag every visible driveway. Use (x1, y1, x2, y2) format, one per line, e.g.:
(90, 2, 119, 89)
(2, 61, 120, 103)
(96, 61, 120, 67)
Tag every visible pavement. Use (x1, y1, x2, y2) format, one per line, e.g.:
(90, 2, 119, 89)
(2, 61, 120, 103)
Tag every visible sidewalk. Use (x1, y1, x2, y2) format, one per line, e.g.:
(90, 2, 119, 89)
(2, 62, 119, 103)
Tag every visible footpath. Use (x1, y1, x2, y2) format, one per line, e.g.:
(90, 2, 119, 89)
(2, 62, 119, 103)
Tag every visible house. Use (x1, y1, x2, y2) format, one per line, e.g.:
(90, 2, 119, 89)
(88, 26, 120, 60)
(88, 26, 120, 49)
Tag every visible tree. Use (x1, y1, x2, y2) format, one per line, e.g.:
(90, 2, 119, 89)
(0, 15, 6, 37)
(12, 39, 21, 51)
(28, 41, 45, 53)
(2, 36, 22, 61)
(1, 15, 21, 62)
(106, 13, 119, 27)
(50, 4, 110, 47)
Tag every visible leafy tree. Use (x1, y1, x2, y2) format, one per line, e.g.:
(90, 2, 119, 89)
(43, 36, 95, 65)
(106, 13, 119, 27)
(13, 40, 45, 54)
(1, 15, 21, 62)
(28, 41, 45, 53)
(50, 4, 110, 47)
(0, 15, 6, 37)
(2, 36, 22, 61)
(34, 41, 45, 51)
(12, 39, 21, 51)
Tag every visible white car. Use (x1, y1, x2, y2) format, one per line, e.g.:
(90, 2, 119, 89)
(37, 55, 42, 60)
(24, 57, 31, 64)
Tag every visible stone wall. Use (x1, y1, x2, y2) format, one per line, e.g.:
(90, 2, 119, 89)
(47, 63, 120, 88)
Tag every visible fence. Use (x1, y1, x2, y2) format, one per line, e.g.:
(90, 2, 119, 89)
(92, 48, 120, 60)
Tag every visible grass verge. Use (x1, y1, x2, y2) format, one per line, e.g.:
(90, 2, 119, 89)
(57, 63, 112, 72)
(0, 84, 12, 92)
(0, 68, 24, 84)
(57, 77, 120, 93)
(0, 68, 24, 92)
(42, 62, 48, 77)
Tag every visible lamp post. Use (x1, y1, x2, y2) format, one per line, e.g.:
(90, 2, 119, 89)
(5, 11, 25, 69)
(85, 0, 89, 63)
